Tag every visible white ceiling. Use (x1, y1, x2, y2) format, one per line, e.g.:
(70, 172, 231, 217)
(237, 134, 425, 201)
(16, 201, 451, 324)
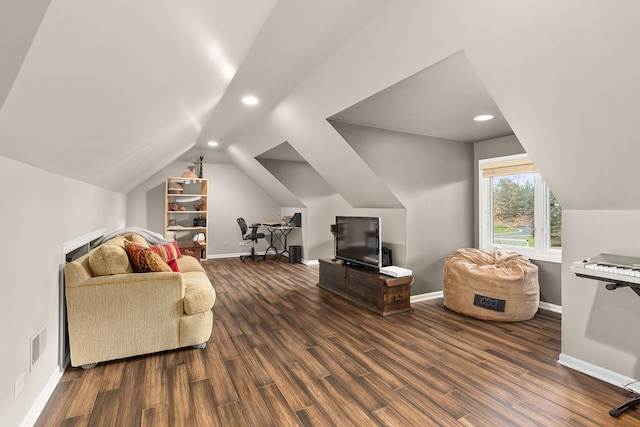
(253, 51, 513, 164)
(0, 0, 511, 193)
(4, 0, 640, 211)
(0, 0, 285, 193)
(329, 50, 512, 143)
(180, 0, 390, 164)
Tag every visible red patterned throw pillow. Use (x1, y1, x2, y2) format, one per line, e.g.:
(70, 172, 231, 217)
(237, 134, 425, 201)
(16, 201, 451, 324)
(149, 241, 182, 272)
(124, 241, 172, 273)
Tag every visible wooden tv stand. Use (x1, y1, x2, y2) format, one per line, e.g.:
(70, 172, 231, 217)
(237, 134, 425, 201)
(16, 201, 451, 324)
(318, 259, 413, 316)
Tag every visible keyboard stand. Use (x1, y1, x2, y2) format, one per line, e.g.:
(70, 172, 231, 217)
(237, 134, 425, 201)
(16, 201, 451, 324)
(605, 282, 640, 297)
(573, 272, 640, 298)
(571, 254, 640, 417)
(610, 395, 640, 418)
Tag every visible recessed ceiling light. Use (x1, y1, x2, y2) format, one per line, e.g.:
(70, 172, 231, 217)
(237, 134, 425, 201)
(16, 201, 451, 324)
(242, 95, 259, 105)
(207, 141, 219, 147)
(473, 114, 495, 122)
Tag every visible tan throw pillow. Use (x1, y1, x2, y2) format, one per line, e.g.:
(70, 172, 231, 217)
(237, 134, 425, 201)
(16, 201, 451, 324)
(122, 233, 150, 248)
(89, 244, 133, 276)
(124, 241, 172, 273)
(102, 235, 128, 248)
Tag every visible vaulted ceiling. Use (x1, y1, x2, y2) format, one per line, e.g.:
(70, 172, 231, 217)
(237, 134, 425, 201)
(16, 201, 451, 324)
(2, 1, 640, 210)
(0, 0, 393, 193)
(0, 0, 510, 196)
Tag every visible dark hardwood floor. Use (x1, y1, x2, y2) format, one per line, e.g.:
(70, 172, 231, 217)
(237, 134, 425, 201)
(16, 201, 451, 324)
(37, 258, 640, 426)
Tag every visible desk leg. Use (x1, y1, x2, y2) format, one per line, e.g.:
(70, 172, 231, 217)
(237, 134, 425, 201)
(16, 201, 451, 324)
(264, 230, 279, 258)
(277, 229, 293, 262)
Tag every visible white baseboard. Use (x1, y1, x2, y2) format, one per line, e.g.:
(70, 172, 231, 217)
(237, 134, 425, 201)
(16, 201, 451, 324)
(207, 252, 243, 259)
(411, 291, 443, 303)
(409, 292, 563, 314)
(539, 301, 562, 313)
(20, 367, 65, 427)
(207, 252, 316, 265)
(558, 353, 640, 394)
(206, 249, 278, 259)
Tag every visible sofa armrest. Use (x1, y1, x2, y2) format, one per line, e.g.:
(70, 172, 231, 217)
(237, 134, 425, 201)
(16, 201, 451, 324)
(176, 256, 204, 273)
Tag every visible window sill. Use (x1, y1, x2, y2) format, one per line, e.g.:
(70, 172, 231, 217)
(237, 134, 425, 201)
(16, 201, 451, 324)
(482, 246, 562, 264)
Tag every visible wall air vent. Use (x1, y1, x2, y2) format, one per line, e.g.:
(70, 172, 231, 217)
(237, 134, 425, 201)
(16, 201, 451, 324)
(30, 327, 46, 371)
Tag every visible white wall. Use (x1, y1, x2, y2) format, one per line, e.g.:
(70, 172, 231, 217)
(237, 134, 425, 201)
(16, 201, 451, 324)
(127, 161, 281, 258)
(563, 210, 640, 380)
(333, 122, 474, 294)
(0, 155, 126, 427)
(257, 158, 350, 260)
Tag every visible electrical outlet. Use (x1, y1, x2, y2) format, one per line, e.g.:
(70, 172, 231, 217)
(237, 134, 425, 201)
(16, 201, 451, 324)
(239, 241, 245, 246)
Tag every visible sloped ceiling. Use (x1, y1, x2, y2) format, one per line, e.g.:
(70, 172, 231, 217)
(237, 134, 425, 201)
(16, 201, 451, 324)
(0, 0, 391, 194)
(329, 51, 512, 143)
(180, 0, 390, 164)
(3, 0, 640, 211)
(0, 0, 278, 193)
(0, 0, 52, 111)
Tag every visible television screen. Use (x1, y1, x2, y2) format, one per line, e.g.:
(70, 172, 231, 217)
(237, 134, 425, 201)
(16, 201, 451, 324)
(335, 216, 381, 270)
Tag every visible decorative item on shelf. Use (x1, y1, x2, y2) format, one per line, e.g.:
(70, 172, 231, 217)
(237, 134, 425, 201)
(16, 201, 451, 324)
(169, 220, 176, 227)
(179, 205, 186, 211)
(193, 233, 205, 243)
(193, 203, 204, 211)
(181, 164, 198, 179)
(198, 156, 204, 178)
(194, 218, 206, 227)
(168, 182, 183, 194)
(168, 202, 180, 211)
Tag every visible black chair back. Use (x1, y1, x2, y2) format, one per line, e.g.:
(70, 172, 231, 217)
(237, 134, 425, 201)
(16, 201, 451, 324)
(237, 217, 248, 236)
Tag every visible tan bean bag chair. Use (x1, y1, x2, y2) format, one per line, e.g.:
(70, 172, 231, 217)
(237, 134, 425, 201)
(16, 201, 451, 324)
(443, 248, 539, 321)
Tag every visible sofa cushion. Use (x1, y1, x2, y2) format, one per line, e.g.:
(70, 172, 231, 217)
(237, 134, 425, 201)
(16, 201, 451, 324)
(176, 256, 204, 273)
(182, 271, 216, 314)
(89, 244, 133, 276)
(124, 241, 172, 273)
(150, 242, 182, 272)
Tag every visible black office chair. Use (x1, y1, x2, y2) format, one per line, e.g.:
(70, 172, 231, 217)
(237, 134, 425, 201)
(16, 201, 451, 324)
(237, 217, 265, 261)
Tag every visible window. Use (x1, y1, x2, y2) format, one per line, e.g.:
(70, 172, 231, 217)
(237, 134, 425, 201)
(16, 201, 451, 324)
(479, 154, 562, 262)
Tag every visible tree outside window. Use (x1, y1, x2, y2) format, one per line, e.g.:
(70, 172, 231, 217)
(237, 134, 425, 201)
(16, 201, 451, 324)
(480, 154, 562, 261)
(491, 173, 535, 248)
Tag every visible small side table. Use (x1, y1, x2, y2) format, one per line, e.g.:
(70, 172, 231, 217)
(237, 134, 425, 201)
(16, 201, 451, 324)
(177, 240, 203, 262)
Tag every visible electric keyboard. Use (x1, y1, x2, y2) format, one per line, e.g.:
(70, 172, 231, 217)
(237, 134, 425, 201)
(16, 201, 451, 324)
(571, 253, 640, 286)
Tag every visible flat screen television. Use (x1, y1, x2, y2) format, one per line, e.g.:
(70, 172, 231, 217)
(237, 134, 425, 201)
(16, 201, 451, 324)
(335, 216, 381, 270)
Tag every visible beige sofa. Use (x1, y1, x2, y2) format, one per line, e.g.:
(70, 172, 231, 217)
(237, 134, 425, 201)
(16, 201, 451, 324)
(64, 233, 215, 368)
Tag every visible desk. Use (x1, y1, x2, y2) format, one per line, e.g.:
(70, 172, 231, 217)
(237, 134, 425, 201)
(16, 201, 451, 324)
(261, 223, 299, 261)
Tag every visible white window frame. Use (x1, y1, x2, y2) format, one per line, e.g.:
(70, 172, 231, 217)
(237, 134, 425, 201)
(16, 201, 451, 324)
(479, 154, 562, 263)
